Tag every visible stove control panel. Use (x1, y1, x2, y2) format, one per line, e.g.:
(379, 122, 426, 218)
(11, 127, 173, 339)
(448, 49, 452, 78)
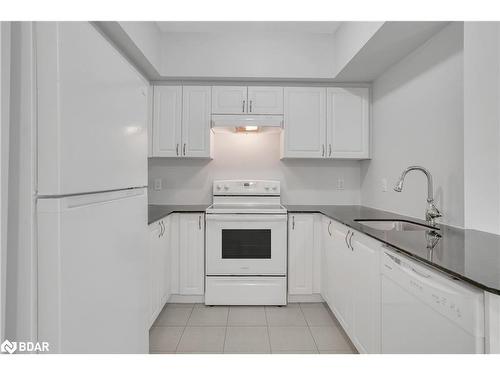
(213, 180, 281, 195)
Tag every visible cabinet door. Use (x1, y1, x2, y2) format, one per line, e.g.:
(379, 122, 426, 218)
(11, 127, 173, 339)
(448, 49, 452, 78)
(247, 86, 283, 114)
(148, 221, 162, 325)
(161, 217, 171, 305)
(212, 86, 248, 114)
(321, 216, 333, 304)
(329, 222, 353, 331)
(327, 87, 370, 159)
(182, 86, 212, 158)
(152, 86, 182, 157)
(179, 213, 205, 295)
(351, 233, 381, 353)
(282, 87, 327, 158)
(288, 214, 314, 295)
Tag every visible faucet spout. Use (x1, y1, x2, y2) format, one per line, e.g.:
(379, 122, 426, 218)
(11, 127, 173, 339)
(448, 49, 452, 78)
(393, 166, 442, 226)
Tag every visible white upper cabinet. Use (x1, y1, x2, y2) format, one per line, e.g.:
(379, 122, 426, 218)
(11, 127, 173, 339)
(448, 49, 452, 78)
(152, 86, 182, 157)
(281, 87, 327, 158)
(281, 86, 370, 159)
(212, 86, 283, 114)
(327, 88, 370, 159)
(182, 86, 212, 158)
(247, 86, 283, 114)
(152, 85, 212, 158)
(212, 86, 248, 114)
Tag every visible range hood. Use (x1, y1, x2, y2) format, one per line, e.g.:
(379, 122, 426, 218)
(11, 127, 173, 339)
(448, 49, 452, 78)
(211, 115, 283, 134)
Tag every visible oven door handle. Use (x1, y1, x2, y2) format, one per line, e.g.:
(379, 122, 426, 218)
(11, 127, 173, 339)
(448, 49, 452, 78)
(205, 214, 288, 222)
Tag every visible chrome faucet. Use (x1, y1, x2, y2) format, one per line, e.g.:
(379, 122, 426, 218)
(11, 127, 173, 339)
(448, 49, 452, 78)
(394, 166, 442, 227)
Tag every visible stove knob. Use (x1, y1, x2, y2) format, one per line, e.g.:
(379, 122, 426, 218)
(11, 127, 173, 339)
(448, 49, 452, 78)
(265, 186, 270, 191)
(224, 186, 229, 191)
(272, 186, 278, 191)
(216, 185, 222, 190)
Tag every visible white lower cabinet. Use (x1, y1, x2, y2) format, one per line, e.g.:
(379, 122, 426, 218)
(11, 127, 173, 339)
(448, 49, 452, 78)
(350, 231, 381, 354)
(148, 217, 171, 326)
(288, 214, 314, 295)
(321, 216, 381, 353)
(178, 213, 205, 295)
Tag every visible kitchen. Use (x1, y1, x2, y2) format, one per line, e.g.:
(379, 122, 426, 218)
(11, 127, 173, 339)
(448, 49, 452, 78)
(2, 7, 500, 366)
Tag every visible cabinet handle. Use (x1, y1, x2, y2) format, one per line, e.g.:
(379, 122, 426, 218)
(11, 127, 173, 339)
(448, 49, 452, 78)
(176, 143, 179, 156)
(249, 100, 253, 112)
(183, 143, 186, 156)
(292, 216, 295, 230)
(349, 231, 354, 251)
(328, 221, 332, 236)
(242, 100, 246, 113)
(158, 222, 162, 238)
(329, 144, 332, 157)
(322, 144, 325, 157)
(345, 230, 350, 249)
(198, 215, 202, 230)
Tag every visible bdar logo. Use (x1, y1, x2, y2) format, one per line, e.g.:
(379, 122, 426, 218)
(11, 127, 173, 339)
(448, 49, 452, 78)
(1, 340, 17, 354)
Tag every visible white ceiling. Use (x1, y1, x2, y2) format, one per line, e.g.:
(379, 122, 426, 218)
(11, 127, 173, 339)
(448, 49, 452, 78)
(156, 21, 342, 34)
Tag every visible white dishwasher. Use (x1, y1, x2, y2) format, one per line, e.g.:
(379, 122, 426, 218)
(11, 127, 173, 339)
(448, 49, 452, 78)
(381, 250, 484, 353)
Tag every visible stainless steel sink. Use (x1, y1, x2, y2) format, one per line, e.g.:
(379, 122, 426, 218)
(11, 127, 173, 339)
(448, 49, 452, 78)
(354, 220, 437, 231)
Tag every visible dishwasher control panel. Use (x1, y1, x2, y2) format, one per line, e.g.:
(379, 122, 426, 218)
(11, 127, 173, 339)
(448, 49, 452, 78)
(381, 250, 484, 336)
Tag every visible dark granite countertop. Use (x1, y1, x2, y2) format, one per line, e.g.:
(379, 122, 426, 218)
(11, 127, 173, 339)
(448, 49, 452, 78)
(285, 205, 500, 295)
(148, 204, 210, 224)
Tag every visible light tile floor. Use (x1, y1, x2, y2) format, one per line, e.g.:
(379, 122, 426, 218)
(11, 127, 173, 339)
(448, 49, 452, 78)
(150, 303, 357, 354)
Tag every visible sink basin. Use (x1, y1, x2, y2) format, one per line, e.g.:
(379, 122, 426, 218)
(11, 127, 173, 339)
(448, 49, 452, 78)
(354, 220, 437, 232)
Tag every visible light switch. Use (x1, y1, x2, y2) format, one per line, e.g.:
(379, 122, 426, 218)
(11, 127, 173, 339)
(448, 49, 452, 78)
(382, 178, 388, 192)
(337, 178, 345, 190)
(153, 178, 162, 191)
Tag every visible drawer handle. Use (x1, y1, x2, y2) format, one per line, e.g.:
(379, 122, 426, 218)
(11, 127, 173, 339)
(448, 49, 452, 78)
(242, 100, 246, 113)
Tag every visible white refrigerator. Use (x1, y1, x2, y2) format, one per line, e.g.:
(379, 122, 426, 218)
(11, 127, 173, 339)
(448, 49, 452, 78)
(36, 22, 149, 353)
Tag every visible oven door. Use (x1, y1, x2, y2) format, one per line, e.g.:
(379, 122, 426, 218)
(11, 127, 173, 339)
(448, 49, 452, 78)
(206, 214, 287, 275)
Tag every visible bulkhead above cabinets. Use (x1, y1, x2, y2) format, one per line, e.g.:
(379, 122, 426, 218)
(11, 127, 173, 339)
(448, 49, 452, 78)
(149, 85, 370, 160)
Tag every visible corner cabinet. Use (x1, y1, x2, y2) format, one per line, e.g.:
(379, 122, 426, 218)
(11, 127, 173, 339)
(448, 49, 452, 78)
(321, 218, 381, 354)
(327, 88, 370, 159)
(281, 87, 370, 160)
(151, 85, 212, 158)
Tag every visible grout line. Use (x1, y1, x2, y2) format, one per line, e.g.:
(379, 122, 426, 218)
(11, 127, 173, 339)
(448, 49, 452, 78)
(264, 306, 274, 353)
(174, 303, 194, 353)
(299, 303, 320, 353)
(222, 306, 229, 353)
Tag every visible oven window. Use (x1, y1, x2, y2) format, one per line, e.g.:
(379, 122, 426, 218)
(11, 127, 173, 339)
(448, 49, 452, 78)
(222, 229, 271, 259)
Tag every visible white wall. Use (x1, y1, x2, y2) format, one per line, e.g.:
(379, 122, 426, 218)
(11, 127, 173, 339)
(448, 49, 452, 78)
(119, 21, 162, 73)
(160, 32, 336, 79)
(333, 21, 384, 76)
(360, 22, 464, 227)
(0, 21, 11, 343)
(5, 22, 37, 342)
(149, 132, 361, 205)
(463, 22, 500, 234)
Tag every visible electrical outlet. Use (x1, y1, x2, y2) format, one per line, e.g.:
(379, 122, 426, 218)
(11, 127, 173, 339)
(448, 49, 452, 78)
(153, 178, 162, 191)
(381, 178, 388, 192)
(337, 178, 345, 190)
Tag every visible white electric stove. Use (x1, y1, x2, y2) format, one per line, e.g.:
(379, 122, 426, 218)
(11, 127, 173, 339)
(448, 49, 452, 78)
(205, 180, 288, 306)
